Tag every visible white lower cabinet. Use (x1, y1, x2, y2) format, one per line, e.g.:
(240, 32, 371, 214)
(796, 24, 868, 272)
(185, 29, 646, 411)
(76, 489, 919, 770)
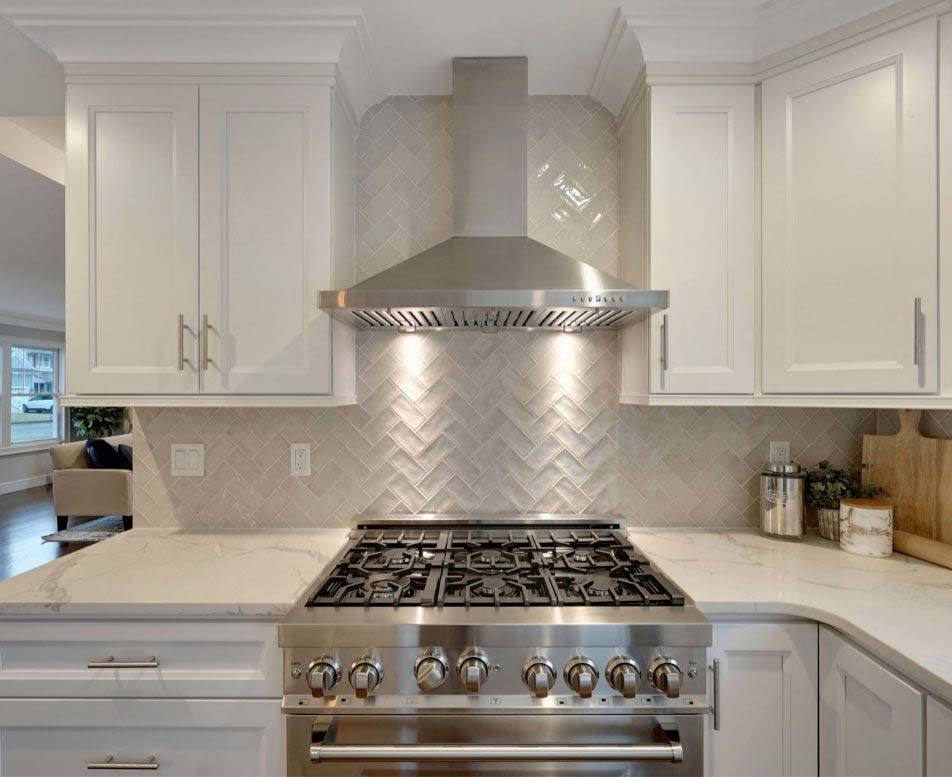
(707, 621, 818, 776)
(0, 698, 282, 776)
(927, 696, 952, 776)
(0, 620, 281, 698)
(819, 626, 925, 776)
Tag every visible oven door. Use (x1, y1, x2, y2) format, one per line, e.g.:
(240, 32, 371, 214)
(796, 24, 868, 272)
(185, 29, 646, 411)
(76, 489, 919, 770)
(287, 713, 704, 777)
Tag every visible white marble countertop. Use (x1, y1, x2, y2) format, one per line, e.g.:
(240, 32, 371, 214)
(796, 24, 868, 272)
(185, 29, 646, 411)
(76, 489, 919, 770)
(0, 528, 349, 618)
(1, 525, 949, 701)
(629, 528, 952, 701)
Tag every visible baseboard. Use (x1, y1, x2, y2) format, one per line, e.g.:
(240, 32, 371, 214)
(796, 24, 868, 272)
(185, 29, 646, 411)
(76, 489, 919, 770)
(0, 474, 52, 496)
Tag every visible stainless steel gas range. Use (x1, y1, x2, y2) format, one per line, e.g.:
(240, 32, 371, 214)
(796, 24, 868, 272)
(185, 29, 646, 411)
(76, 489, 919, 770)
(280, 515, 712, 776)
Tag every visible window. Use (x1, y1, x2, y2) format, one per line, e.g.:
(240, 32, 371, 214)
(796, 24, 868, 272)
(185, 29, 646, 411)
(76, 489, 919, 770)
(1, 341, 63, 450)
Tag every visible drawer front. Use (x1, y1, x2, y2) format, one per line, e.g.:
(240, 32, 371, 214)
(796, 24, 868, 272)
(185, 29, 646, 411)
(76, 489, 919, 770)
(0, 621, 280, 697)
(0, 698, 282, 776)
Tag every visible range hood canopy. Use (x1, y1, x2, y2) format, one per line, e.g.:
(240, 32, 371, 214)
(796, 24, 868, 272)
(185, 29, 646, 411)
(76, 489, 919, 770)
(320, 57, 669, 332)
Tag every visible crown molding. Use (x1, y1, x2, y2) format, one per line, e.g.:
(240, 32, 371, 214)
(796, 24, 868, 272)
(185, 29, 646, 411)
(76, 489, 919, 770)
(0, 4, 385, 121)
(591, 0, 950, 119)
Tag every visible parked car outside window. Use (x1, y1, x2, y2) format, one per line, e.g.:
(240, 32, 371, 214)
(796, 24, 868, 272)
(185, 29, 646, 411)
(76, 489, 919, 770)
(20, 395, 55, 413)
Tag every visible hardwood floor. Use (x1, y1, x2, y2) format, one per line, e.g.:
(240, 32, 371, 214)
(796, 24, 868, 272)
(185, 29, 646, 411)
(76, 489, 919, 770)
(0, 485, 80, 581)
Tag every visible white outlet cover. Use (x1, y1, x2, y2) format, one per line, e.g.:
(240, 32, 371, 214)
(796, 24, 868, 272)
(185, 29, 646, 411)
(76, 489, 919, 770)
(769, 441, 791, 465)
(290, 443, 312, 477)
(170, 444, 205, 477)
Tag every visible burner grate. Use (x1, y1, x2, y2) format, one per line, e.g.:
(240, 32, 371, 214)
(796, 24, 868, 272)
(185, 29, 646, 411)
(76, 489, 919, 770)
(306, 527, 685, 608)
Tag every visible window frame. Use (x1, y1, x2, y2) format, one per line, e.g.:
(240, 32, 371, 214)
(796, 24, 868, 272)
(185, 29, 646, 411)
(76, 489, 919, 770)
(0, 337, 65, 454)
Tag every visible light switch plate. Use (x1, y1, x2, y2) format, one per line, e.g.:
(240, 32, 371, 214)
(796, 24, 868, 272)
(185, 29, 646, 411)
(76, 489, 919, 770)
(171, 444, 205, 477)
(290, 443, 311, 477)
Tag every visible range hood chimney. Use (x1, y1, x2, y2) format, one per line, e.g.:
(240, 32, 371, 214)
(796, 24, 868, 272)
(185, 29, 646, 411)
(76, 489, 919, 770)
(319, 57, 668, 332)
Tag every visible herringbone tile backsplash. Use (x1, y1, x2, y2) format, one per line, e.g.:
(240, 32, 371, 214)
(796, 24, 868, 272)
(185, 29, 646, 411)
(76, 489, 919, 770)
(132, 331, 875, 528)
(131, 93, 877, 528)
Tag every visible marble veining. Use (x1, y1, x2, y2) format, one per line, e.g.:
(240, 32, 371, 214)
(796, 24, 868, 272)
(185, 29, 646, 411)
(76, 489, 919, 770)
(0, 529, 349, 618)
(630, 528, 952, 701)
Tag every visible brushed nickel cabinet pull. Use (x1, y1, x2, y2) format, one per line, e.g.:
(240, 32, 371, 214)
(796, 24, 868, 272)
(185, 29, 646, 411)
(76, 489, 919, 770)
(201, 314, 212, 370)
(660, 314, 669, 389)
(711, 658, 721, 731)
(87, 656, 159, 669)
(87, 756, 158, 770)
(177, 314, 192, 370)
(914, 297, 922, 366)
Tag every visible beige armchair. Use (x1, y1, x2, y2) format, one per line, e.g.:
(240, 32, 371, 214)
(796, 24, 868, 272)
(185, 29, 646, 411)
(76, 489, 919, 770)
(49, 434, 133, 532)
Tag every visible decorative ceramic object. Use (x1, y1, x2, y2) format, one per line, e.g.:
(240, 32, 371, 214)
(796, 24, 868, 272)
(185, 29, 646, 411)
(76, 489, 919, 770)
(839, 498, 893, 558)
(817, 508, 840, 541)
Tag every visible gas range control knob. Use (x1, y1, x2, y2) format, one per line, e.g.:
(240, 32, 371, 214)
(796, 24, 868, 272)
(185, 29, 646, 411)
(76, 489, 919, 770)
(606, 656, 641, 699)
(563, 656, 599, 699)
(648, 656, 682, 699)
(349, 656, 383, 699)
(522, 657, 556, 698)
(306, 656, 341, 698)
(457, 648, 490, 694)
(414, 649, 448, 692)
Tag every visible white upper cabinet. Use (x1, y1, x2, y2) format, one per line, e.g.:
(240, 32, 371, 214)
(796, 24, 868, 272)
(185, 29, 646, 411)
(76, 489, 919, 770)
(762, 19, 938, 394)
(819, 626, 924, 777)
(66, 85, 199, 395)
(200, 85, 334, 395)
(650, 85, 757, 395)
(620, 83, 756, 399)
(65, 74, 357, 402)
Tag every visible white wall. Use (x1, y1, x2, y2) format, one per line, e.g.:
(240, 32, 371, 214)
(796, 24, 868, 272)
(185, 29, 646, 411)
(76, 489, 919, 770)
(0, 154, 65, 328)
(0, 448, 52, 496)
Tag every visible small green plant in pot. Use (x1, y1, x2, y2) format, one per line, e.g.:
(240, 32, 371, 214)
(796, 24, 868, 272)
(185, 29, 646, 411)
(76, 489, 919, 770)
(804, 460, 882, 541)
(70, 407, 127, 440)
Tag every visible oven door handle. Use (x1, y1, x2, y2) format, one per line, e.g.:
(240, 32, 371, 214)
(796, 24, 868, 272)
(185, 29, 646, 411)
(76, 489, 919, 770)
(310, 723, 684, 764)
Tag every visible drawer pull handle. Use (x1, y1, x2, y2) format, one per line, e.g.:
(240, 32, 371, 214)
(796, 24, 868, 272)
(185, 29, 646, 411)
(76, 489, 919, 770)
(87, 656, 159, 669)
(87, 755, 158, 770)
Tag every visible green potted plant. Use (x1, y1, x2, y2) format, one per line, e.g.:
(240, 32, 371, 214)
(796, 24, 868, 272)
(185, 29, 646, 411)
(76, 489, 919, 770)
(804, 460, 882, 541)
(69, 407, 128, 440)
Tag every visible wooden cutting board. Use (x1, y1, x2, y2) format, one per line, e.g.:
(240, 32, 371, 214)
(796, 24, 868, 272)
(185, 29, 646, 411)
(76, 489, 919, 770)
(862, 409, 952, 569)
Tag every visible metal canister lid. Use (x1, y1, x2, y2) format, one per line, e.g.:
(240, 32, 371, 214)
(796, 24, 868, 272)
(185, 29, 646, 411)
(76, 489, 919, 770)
(761, 462, 805, 477)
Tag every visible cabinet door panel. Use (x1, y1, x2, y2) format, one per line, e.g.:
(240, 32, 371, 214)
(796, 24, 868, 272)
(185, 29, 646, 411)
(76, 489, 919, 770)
(927, 696, 952, 776)
(708, 622, 818, 777)
(650, 85, 756, 394)
(200, 84, 332, 394)
(66, 85, 199, 394)
(819, 626, 924, 776)
(0, 698, 281, 776)
(762, 19, 937, 393)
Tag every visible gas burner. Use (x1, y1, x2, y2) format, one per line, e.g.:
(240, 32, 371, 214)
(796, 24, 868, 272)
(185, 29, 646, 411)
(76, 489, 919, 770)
(551, 569, 685, 607)
(360, 547, 423, 569)
(476, 575, 508, 595)
(440, 569, 557, 607)
(306, 523, 687, 609)
(460, 547, 528, 574)
(579, 574, 616, 595)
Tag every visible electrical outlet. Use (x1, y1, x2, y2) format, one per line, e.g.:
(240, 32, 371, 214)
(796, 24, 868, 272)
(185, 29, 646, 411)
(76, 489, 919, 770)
(769, 441, 791, 465)
(290, 443, 311, 477)
(170, 444, 204, 477)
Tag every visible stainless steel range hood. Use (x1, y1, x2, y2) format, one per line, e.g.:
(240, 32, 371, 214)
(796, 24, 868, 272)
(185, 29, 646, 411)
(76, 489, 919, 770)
(320, 57, 668, 332)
